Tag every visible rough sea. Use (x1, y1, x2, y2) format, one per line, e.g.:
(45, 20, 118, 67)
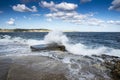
(0, 31, 120, 80)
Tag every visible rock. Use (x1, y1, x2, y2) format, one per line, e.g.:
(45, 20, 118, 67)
(101, 55, 120, 80)
(111, 60, 120, 80)
(30, 44, 66, 51)
(7, 56, 68, 80)
(0, 58, 13, 80)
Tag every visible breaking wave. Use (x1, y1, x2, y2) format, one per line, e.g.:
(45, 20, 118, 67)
(44, 31, 120, 57)
(0, 31, 120, 57)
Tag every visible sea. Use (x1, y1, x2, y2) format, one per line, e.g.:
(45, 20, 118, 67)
(0, 31, 120, 79)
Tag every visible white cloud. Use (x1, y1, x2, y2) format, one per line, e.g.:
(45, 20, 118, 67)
(41, 1, 54, 8)
(86, 18, 105, 26)
(107, 20, 120, 25)
(6, 18, 15, 25)
(40, 1, 78, 11)
(31, 14, 41, 16)
(12, 4, 37, 12)
(45, 11, 103, 26)
(41, 1, 119, 26)
(55, 2, 78, 11)
(80, 0, 92, 3)
(41, 1, 105, 26)
(109, 0, 120, 11)
(45, 11, 91, 20)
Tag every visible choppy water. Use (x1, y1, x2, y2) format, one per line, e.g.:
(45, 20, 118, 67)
(0, 31, 120, 80)
(0, 32, 120, 56)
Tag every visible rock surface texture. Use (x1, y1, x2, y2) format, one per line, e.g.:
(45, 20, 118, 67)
(0, 56, 68, 80)
(30, 44, 66, 51)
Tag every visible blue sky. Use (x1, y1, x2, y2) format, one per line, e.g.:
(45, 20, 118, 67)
(0, 0, 120, 32)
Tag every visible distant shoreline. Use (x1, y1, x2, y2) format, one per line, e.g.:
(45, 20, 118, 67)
(0, 29, 51, 32)
(0, 29, 78, 32)
(0, 29, 119, 32)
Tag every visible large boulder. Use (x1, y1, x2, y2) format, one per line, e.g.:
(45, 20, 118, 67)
(30, 44, 66, 51)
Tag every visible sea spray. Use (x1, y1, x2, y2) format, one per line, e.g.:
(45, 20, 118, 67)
(44, 31, 120, 57)
(43, 31, 105, 55)
(44, 30, 68, 45)
(0, 32, 120, 57)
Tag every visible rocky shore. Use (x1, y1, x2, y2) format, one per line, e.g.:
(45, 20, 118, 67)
(0, 56, 69, 80)
(0, 53, 120, 80)
(100, 55, 120, 80)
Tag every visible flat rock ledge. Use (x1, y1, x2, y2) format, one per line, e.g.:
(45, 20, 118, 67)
(0, 56, 68, 80)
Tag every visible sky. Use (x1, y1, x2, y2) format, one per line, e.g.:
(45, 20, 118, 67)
(0, 0, 120, 32)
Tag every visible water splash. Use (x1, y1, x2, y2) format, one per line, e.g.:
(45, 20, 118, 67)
(44, 30, 68, 45)
(0, 32, 120, 57)
(43, 31, 120, 57)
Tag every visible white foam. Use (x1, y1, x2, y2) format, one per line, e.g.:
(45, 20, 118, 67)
(1, 32, 120, 57)
(26, 39, 45, 45)
(65, 43, 107, 55)
(0, 35, 45, 46)
(44, 30, 68, 45)
(43, 31, 120, 57)
(62, 57, 71, 63)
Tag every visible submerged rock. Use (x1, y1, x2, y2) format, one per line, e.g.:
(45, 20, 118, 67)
(30, 44, 66, 51)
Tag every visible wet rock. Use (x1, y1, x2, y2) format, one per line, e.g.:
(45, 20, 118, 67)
(30, 44, 66, 51)
(101, 54, 119, 60)
(0, 58, 13, 80)
(7, 56, 68, 80)
(100, 54, 120, 80)
(70, 63, 79, 69)
(111, 61, 120, 80)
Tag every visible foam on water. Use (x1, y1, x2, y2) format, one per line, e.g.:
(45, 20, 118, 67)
(44, 31, 120, 57)
(0, 31, 120, 57)
(0, 35, 45, 46)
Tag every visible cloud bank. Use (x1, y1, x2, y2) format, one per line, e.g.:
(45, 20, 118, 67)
(41, 1, 105, 26)
(40, 1, 78, 11)
(107, 20, 120, 25)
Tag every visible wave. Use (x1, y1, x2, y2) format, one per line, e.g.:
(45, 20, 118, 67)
(0, 35, 45, 45)
(0, 31, 120, 57)
(44, 31, 120, 57)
